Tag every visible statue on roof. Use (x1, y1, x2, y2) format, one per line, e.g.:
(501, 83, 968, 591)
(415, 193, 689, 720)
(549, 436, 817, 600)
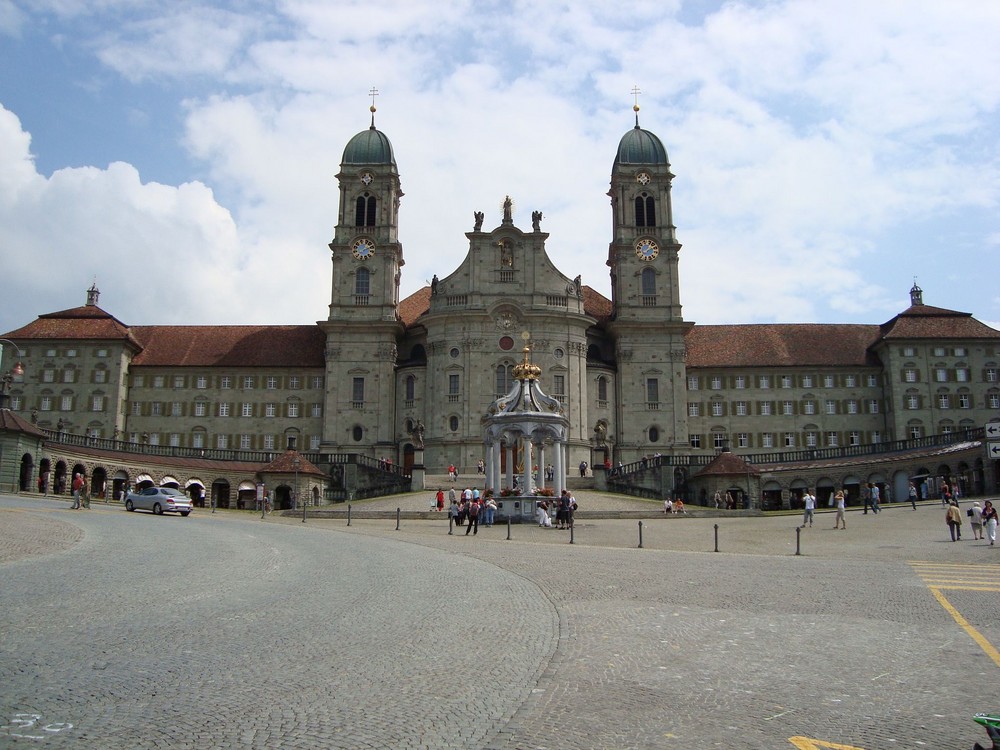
(502, 195, 513, 222)
(474, 211, 484, 231)
(531, 210, 542, 231)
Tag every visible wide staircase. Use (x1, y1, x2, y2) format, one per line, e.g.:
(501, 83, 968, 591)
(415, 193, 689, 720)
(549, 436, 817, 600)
(422, 473, 595, 491)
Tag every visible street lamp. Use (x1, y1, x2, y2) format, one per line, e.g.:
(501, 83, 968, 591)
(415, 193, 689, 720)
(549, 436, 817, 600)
(0, 339, 25, 408)
(294, 458, 303, 523)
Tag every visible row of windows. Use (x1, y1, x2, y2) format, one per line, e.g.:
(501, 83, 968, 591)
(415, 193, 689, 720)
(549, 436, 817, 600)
(40, 367, 110, 384)
(130, 401, 324, 418)
(903, 393, 999, 409)
(687, 430, 879, 450)
(686, 398, 881, 417)
(132, 374, 322, 390)
(27, 347, 109, 358)
(122, 432, 323, 451)
(902, 367, 996, 383)
(901, 346, 970, 357)
(687, 373, 880, 390)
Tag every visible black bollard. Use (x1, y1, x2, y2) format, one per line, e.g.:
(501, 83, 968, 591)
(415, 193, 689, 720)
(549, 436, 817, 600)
(396, 507, 401, 531)
(569, 524, 574, 544)
(347, 504, 352, 526)
(795, 525, 801, 555)
(506, 517, 511, 541)
(448, 516, 453, 535)
(302, 499, 307, 524)
(638, 520, 644, 549)
(714, 523, 719, 553)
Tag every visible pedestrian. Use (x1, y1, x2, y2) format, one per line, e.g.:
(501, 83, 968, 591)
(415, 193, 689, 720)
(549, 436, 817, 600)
(861, 483, 871, 514)
(663, 497, 673, 514)
(869, 483, 881, 514)
(465, 498, 479, 535)
(713, 490, 722, 509)
(802, 488, 816, 528)
(969, 501, 984, 540)
(945, 500, 963, 541)
(832, 490, 847, 529)
(484, 496, 496, 526)
(536, 500, 552, 527)
(579, 460, 588, 477)
(477, 459, 484, 475)
(567, 495, 578, 529)
(436, 488, 445, 512)
(448, 464, 457, 483)
(70, 472, 84, 509)
(908, 481, 918, 510)
(448, 498, 459, 526)
(982, 501, 998, 546)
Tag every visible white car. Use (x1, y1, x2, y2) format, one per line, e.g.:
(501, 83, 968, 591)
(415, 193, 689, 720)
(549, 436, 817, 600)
(124, 487, 193, 516)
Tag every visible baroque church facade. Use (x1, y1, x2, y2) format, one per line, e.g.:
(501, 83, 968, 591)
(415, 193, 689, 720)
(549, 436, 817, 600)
(3, 110, 999, 499)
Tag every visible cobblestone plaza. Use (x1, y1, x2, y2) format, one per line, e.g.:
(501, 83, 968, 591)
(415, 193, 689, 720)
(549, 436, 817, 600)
(2, 491, 998, 749)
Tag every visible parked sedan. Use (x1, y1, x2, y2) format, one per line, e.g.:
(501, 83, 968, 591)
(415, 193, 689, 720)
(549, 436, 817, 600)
(124, 487, 193, 516)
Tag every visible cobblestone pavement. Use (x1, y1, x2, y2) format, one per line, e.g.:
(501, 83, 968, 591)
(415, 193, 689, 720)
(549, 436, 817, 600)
(2, 491, 998, 749)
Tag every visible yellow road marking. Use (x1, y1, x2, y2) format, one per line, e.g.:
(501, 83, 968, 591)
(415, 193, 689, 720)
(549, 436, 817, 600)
(788, 737, 866, 749)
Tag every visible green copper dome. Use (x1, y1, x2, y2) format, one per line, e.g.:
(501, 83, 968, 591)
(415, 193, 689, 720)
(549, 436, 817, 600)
(615, 125, 669, 166)
(342, 126, 396, 166)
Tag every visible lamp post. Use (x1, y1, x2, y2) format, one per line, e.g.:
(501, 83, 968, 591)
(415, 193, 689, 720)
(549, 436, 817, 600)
(294, 457, 303, 523)
(0, 339, 26, 409)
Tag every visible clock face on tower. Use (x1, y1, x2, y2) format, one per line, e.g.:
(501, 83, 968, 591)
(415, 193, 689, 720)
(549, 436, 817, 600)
(352, 238, 375, 260)
(636, 172, 651, 185)
(635, 238, 659, 261)
(360, 172, 374, 186)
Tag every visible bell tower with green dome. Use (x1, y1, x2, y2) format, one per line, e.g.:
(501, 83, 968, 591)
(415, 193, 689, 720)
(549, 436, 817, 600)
(607, 99, 692, 457)
(320, 98, 405, 454)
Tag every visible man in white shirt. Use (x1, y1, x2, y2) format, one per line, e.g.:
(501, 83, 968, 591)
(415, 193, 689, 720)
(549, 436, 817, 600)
(802, 489, 816, 527)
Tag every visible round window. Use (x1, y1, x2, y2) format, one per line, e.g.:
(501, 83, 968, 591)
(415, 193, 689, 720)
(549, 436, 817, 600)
(352, 426, 363, 442)
(450, 347, 460, 359)
(499, 336, 514, 351)
(553, 348, 564, 359)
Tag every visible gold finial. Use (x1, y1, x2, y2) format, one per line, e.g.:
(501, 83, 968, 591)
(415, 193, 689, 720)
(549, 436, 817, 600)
(369, 86, 379, 127)
(512, 332, 541, 381)
(631, 85, 641, 112)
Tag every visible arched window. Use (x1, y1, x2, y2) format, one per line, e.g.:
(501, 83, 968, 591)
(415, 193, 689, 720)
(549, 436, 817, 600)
(597, 376, 608, 402)
(496, 363, 513, 396)
(405, 375, 415, 402)
(355, 267, 370, 296)
(449, 416, 459, 432)
(634, 193, 656, 227)
(355, 194, 376, 227)
(649, 426, 660, 443)
(352, 425, 364, 442)
(641, 267, 656, 297)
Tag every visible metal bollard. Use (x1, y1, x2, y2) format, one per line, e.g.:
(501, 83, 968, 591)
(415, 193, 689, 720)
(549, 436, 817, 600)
(448, 516, 453, 535)
(714, 523, 719, 552)
(347, 504, 352, 527)
(506, 517, 512, 541)
(795, 525, 801, 555)
(638, 520, 644, 549)
(569, 524, 574, 544)
(396, 507, 401, 531)
(302, 499, 307, 523)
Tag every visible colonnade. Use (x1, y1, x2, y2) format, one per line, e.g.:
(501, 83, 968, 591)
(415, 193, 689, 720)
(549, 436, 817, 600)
(484, 434, 567, 497)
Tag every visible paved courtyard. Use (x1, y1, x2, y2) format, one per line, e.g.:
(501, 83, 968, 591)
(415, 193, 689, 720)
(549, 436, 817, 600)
(1, 490, 997, 749)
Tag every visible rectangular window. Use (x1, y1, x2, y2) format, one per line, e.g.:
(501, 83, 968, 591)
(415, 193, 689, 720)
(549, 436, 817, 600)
(958, 394, 970, 409)
(352, 377, 364, 405)
(847, 400, 858, 414)
(196, 376, 207, 389)
(153, 375, 164, 388)
(42, 369, 56, 383)
(92, 396, 104, 411)
(148, 433, 160, 446)
(131, 401, 141, 416)
(243, 376, 254, 389)
(169, 433, 180, 447)
(96, 348, 108, 357)
(942, 425, 953, 435)
(63, 369, 75, 383)
(646, 378, 659, 403)
(688, 403, 700, 417)
(825, 400, 836, 415)
(310, 435, 321, 450)
(266, 376, 278, 389)
(94, 369, 107, 383)
(986, 368, 998, 382)
(935, 368, 948, 382)
(240, 434, 252, 450)
(903, 346, 915, 356)
(66, 348, 77, 357)
(289, 376, 301, 389)
(311, 403, 322, 417)
(872, 430, 882, 443)
(906, 395, 919, 409)
(735, 375, 746, 389)
(288, 402, 300, 417)
(241, 402, 253, 417)
(710, 376, 722, 390)
(218, 402, 230, 417)
(760, 401, 772, 416)
(61, 395, 73, 411)
(737, 432, 749, 448)
(805, 431, 817, 447)
(689, 434, 701, 448)
(552, 374, 565, 401)
(868, 399, 879, 414)
(171, 402, 182, 416)
(867, 374, 878, 387)
(217, 434, 229, 449)
(759, 375, 770, 389)
(784, 432, 796, 448)
(39, 397, 52, 411)
(988, 394, 1000, 409)
(762, 433, 774, 448)
(803, 400, 816, 415)
(780, 376, 792, 388)
(711, 401, 723, 417)
(909, 426, 922, 440)
(265, 403, 276, 417)
(845, 375, 857, 387)
(713, 433, 726, 449)
(312, 376, 323, 389)
(263, 435, 275, 450)
(151, 402, 162, 416)
(823, 375, 835, 388)
(956, 369, 969, 382)
(173, 375, 184, 388)
(802, 375, 813, 388)
(192, 433, 204, 448)
(826, 431, 838, 447)
(938, 394, 950, 409)
(735, 401, 748, 416)
(849, 430, 860, 446)
(194, 402, 207, 417)
(10, 395, 21, 410)
(933, 347, 946, 356)
(221, 376, 232, 389)
(687, 376, 698, 390)
(449, 374, 460, 395)
(782, 400, 793, 415)
(954, 347, 967, 356)
(904, 369, 917, 383)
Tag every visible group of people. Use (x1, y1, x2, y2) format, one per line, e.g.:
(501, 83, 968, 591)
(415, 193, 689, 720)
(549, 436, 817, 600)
(947, 499, 998, 544)
(662, 498, 686, 514)
(536, 490, 578, 529)
(442, 487, 497, 535)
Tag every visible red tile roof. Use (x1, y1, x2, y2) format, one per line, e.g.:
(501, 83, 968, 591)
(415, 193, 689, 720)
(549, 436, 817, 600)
(0, 408, 47, 438)
(3, 305, 139, 347)
(698, 450, 761, 477)
(260, 449, 327, 477)
(130, 325, 325, 367)
(685, 324, 882, 368)
(582, 286, 612, 321)
(879, 304, 1000, 339)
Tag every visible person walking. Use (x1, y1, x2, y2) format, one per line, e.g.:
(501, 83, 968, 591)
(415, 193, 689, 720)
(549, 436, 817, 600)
(802, 489, 816, 528)
(969, 501, 984, 540)
(436, 488, 445, 512)
(832, 490, 847, 529)
(484, 496, 496, 527)
(861, 483, 871, 514)
(982, 501, 998, 546)
(908, 481, 918, 510)
(869, 483, 881, 514)
(70, 472, 84, 509)
(945, 500, 963, 541)
(465, 498, 480, 535)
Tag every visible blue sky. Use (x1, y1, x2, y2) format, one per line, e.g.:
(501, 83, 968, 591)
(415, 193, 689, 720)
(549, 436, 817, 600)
(1, 0, 998, 338)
